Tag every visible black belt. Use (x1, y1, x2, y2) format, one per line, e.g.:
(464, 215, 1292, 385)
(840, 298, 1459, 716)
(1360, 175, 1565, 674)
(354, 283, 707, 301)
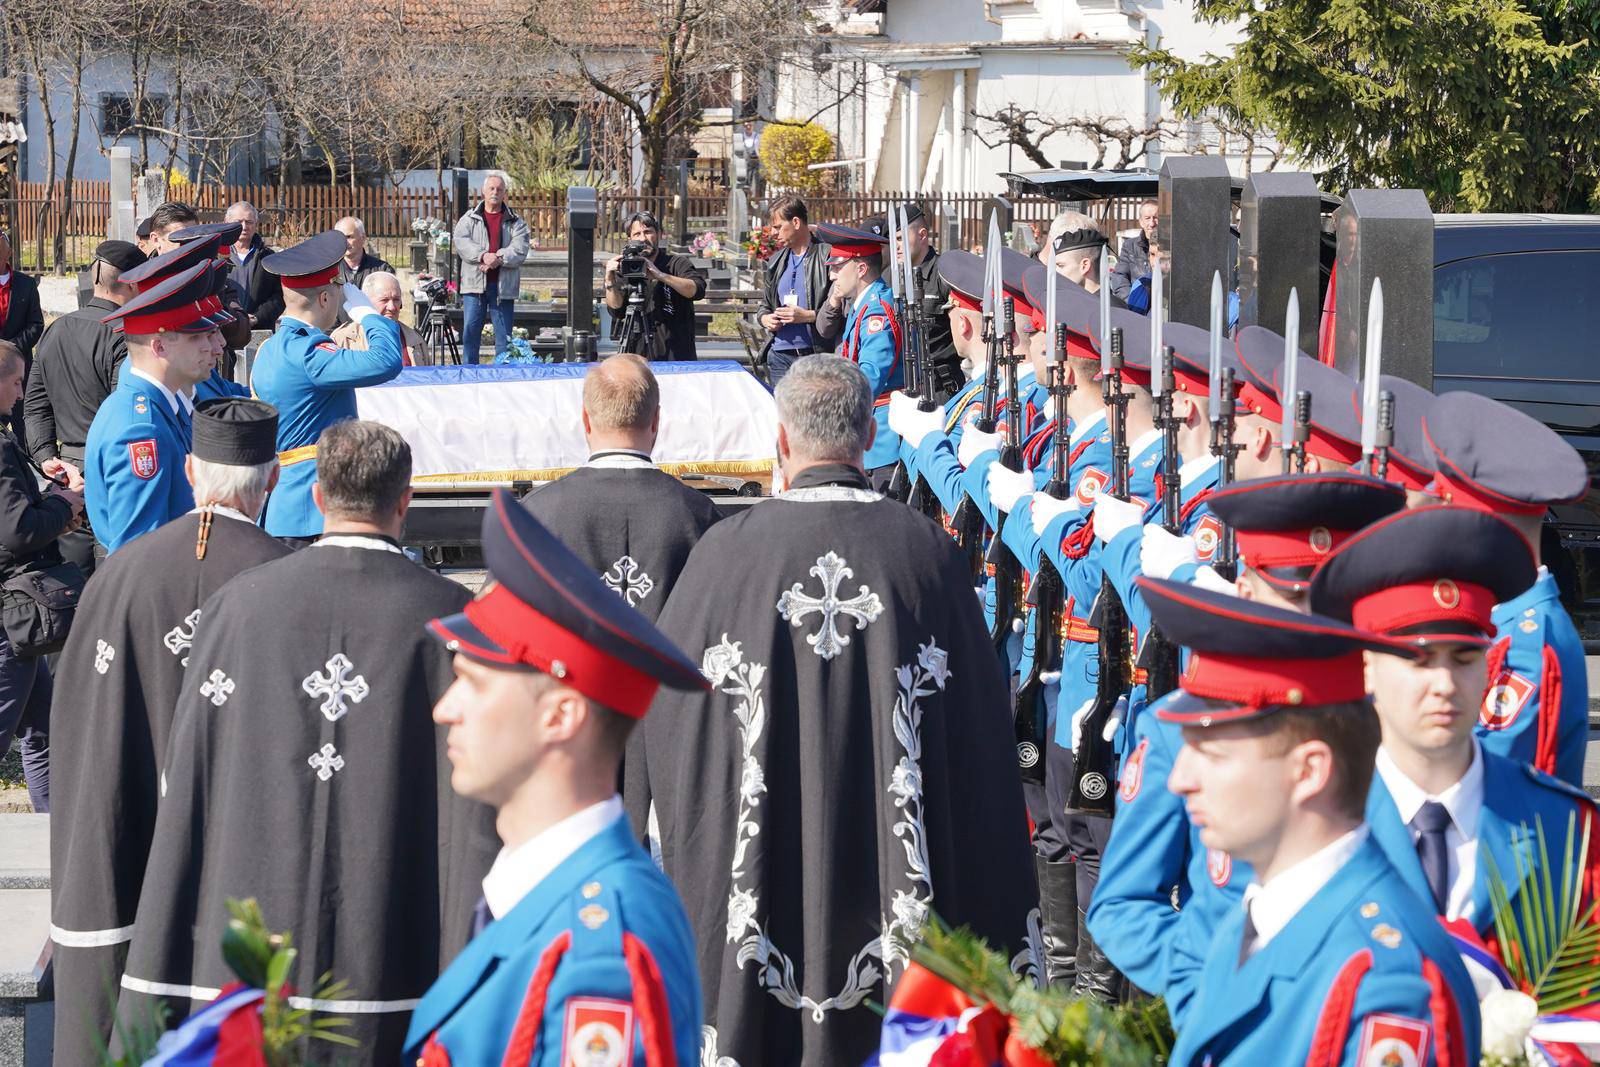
(775, 346, 816, 357)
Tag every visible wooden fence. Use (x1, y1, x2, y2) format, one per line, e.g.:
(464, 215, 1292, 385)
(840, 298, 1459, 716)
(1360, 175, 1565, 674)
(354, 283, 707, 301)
(0, 182, 1146, 273)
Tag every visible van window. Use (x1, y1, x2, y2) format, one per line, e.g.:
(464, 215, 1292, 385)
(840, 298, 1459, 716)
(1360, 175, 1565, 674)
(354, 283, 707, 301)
(1434, 251, 1600, 381)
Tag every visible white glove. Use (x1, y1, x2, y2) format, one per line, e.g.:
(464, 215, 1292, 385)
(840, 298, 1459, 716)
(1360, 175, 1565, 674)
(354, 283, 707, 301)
(958, 426, 1003, 468)
(1030, 492, 1080, 536)
(987, 463, 1034, 513)
(342, 282, 378, 323)
(888, 392, 943, 449)
(1071, 695, 1129, 755)
(1069, 697, 1094, 756)
(1093, 494, 1145, 545)
(1191, 565, 1237, 596)
(1141, 524, 1201, 581)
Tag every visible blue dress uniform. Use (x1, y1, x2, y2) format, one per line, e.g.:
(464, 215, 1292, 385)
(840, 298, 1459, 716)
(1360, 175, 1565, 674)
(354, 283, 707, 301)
(1421, 390, 1591, 787)
(407, 490, 710, 1067)
(1090, 473, 1406, 1022)
(1135, 576, 1481, 1067)
(85, 261, 225, 553)
(251, 230, 404, 538)
(812, 223, 904, 472)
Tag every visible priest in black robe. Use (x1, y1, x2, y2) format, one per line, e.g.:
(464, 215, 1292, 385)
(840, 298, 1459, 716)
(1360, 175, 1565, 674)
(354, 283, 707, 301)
(113, 419, 496, 1064)
(522, 354, 719, 623)
(631, 355, 1038, 1067)
(50, 397, 289, 1067)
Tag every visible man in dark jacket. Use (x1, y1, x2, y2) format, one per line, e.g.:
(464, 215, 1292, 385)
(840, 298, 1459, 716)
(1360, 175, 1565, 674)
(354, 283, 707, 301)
(1107, 199, 1158, 303)
(0, 232, 48, 456)
(0, 340, 84, 813)
(25, 241, 144, 572)
(757, 196, 834, 385)
(334, 216, 395, 290)
(224, 201, 283, 331)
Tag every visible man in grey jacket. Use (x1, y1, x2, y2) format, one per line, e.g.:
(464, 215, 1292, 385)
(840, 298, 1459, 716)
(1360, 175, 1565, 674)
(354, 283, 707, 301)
(453, 173, 532, 364)
(1107, 198, 1158, 303)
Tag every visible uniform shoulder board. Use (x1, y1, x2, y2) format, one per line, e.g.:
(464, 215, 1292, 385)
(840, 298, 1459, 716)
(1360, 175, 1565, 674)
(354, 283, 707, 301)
(568, 880, 625, 959)
(1520, 761, 1594, 805)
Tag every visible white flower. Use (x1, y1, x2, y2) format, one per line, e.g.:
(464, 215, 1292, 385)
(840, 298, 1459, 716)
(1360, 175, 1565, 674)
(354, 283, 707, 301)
(740, 756, 767, 802)
(917, 641, 952, 689)
(1480, 988, 1539, 1060)
(888, 757, 922, 802)
(702, 636, 744, 687)
(890, 889, 928, 935)
(726, 888, 758, 943)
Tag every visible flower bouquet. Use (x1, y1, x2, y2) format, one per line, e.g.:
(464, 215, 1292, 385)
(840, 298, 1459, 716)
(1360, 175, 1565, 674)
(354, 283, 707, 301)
(692, 231, 727, 258)
(744, 224, 782, 262)
(1456, 814, 1600, 1066)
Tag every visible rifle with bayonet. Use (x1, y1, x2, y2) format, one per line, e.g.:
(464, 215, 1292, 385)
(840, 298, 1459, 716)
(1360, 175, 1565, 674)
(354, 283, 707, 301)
(1143, 336, 1183, 700)
(984, 294, 1026, 658)
(1359, 278, 1396, 481)
(952, 216, 1004, 582)
(1068, 313, 1129, 816)
(1013, 274, 1068, 783)
(1279, 290, 1311, 475)
(884, 209, 916, 503)
(898, 207, 945, 521)
(1206, 271, 1243, 581)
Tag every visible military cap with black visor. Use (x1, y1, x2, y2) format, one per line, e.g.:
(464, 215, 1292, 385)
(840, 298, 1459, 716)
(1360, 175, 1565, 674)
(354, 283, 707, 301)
(1206, 472, 1406, 592)
(169, 220, 243, 257)
(118, 234, 224, 293)
(99, 261, 222, 335)
(812, 221, 886, 266)
(1310, 505, 1537, 646)
(1137, 575, 1421, 725)
(1423, 390, 1589, 516)
(261, 228, 350, 289)
(1231, 328, 1365, 468)
(429, 490, 708, 718)
(1352, 375, 1436, 492)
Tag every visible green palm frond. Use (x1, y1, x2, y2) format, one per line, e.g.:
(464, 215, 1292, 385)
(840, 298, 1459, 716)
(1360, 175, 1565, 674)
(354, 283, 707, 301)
(1482, 813, 1600, 1015)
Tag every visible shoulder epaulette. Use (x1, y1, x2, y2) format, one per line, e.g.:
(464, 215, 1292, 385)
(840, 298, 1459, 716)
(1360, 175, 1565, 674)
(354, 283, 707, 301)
(1520, 761, 1595, 806)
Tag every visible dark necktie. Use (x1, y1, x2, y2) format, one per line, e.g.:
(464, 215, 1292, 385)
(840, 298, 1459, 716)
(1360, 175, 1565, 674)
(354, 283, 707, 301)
(469, 894, 493, 939)
(1414, 800, 1453, 913)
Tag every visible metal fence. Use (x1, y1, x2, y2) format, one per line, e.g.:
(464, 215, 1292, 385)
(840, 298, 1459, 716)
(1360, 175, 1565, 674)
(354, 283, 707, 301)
(0, 182, 1146, 273)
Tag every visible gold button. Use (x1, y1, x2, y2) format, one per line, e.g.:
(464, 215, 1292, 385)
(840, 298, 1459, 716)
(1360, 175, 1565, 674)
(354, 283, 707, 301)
(1286, 688, 1304, 706)
(551, 659, 568, 679)
(582, 881, 602, 899)
(446, 640, 459, 652)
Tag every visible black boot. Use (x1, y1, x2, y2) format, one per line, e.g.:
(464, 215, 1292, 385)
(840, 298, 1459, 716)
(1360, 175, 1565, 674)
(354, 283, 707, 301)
(1036, 857, 1079, 987)
(1073, 907, 1127, 1003)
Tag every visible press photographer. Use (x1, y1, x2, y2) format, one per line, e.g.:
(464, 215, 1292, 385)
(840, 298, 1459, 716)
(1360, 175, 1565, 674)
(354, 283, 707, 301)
(603, 211, 707, 360)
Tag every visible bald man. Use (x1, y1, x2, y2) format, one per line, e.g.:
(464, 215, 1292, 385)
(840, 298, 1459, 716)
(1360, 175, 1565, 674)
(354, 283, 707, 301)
(522, 355, 720, 623)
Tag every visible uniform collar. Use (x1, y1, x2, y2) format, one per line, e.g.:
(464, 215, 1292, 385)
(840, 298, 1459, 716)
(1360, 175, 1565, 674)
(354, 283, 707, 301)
(1129, 426, 1162, 461)
(128, 366, 184, 417)
(1241, 825, 1369, 956)
(1375, 741, 1484, 844)
(585, 449, 654, 470)
(314, 533, 403, 553)
(785, 462, 871, 492)
(1069, 409, 1106, 446)
(852, 279, 887, 312)
(1180, 453, 1218, 488)
(1493, 566, 1556, 620)
(482, 796, 624, 919)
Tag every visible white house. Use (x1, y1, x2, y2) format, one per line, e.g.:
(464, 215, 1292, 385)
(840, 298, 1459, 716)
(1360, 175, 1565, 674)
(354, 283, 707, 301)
(774, 0, 1278, 194)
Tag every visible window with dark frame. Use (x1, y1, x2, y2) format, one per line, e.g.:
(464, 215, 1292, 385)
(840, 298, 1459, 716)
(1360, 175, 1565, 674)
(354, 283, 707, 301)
(100, 93, 168, 138)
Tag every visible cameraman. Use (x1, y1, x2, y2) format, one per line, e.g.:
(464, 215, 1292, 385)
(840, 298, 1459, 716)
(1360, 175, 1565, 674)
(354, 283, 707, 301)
(603, 211, 707, 360)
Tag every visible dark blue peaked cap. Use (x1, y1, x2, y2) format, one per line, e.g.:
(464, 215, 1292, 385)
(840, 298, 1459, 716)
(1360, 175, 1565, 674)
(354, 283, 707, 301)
(1208, 472, 1406, 589)
(1272, 356, 1361, 465)
(170, 221, 243, 250)
(120, 234, 222, 290)
(428, 491, 708, 717)
(1346, 374, 1437, 490)
(261, 230, 348, 286)
(1423, 391, 1589, 515)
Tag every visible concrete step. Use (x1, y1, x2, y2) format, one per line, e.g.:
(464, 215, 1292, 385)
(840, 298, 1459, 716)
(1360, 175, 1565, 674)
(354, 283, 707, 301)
(0, 816, 48, 890)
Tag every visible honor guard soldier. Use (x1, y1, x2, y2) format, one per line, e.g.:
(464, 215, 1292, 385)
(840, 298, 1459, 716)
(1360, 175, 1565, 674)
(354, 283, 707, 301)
(1309, 506, 1600, 940)
(1422, 391, 1591, 787)
(1139, 577, 1481, 1067)
(811, 222, 904, 484)
(405, 493, 708, 1066)
(169, 221, 254, 365)
(253, 229, 403, 542)
(85, 261, 221, 553)
(1089, 473, 1406, 1025)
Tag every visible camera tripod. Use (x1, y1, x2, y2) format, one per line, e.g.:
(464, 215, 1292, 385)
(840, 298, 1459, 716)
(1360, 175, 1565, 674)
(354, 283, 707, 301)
(615, 281, 655, 358)
(419, 297, 462, 366)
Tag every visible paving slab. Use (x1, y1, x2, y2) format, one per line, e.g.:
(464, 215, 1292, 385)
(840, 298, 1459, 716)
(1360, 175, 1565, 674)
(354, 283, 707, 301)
(0, 816, 48, 890)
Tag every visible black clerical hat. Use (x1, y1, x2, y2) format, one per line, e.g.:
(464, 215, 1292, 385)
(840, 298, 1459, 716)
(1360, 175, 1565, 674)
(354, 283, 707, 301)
(1423, 391, 1589, 516)
(262, 230, 347, 289)
(428, 491, 709, 716)
(170, 221, 244, 256)
(120, 235, 224, 292)
(1272, 356, 1361, 466)
(1310, 506, 1536, 644)
(1137, 576, 1417, 724)
(94, 240, 147, 273)
(192, 398, 279, 466)
(1207, 472, 1406, 590)
(100, 261, 220, 335)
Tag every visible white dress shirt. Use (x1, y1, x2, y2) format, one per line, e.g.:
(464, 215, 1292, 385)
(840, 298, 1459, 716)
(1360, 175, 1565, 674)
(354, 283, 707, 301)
(481, 795, 625, 920)
(585, 449, 653, 470)
(1068, 408, 1106, 447)
(1375, 742, 1484, 921)
(1240, 826, 1370, 958)
(1178, 452, 1218, 490)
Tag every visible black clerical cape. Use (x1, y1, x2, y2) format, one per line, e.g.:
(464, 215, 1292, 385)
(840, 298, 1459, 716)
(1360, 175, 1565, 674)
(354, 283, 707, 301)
(630, 464, 1039, 1067)
(50, 511, 289, 1067)
(522, 457, 720, 622)
(114, 537, 496, 1064)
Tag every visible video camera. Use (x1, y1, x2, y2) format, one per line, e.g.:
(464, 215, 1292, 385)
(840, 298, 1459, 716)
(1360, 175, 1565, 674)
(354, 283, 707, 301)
(413, 274, 451, 307)
(619, 241, 653, 286)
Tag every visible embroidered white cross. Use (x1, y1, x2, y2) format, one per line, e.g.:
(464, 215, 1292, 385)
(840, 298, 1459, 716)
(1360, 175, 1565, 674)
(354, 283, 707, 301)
(307, 743, 345, 782)
(302, 654, 369, 722)
(200, 669, 235, 706)
(94, 639, 115, 674)
(776, 551, 883, 660)
(163, 610, 202, 666)
(602, 555, 655, 606)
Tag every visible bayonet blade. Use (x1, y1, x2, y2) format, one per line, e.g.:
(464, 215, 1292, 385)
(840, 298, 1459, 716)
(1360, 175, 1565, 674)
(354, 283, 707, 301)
(1045, 254, 1058, 360)
(1150, 259, 1165, 397)
(1281, 288, 1299, 449)
(887, 209, 903, 301)
(1208, 270, 1223, 422)
(1099, 243, 1112, 374)
(1362, 277, 1384, 456)
(898, 206, 916, 298)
